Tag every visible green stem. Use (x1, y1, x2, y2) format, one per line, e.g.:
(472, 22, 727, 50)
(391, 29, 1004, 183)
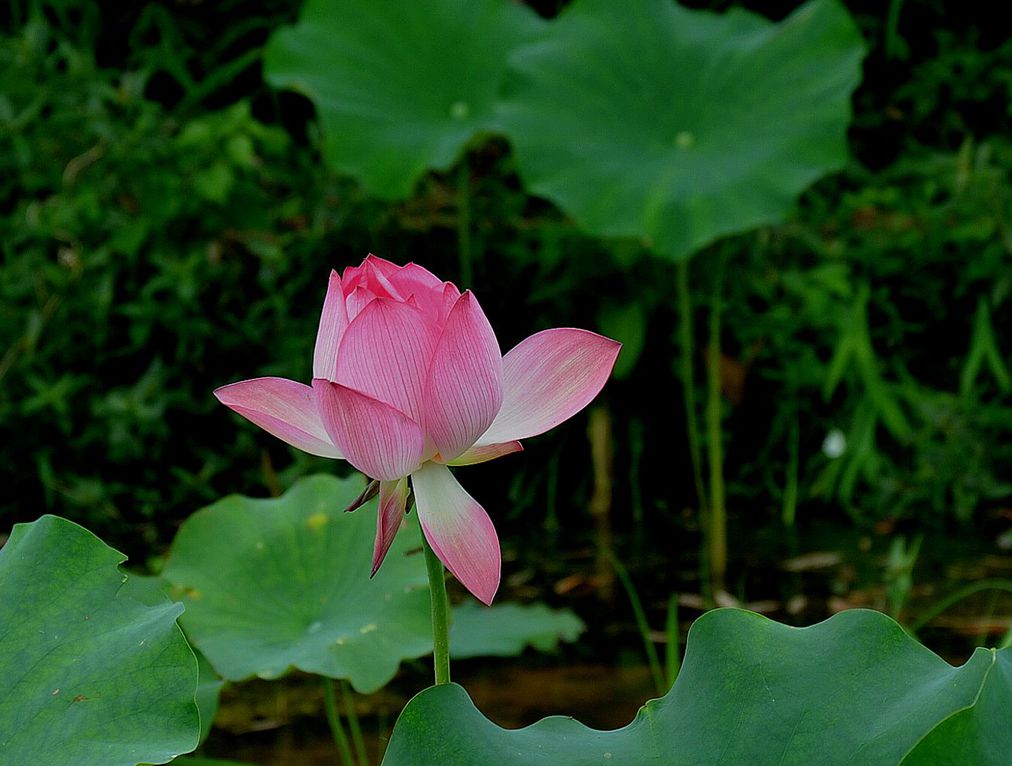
(600, 545, 666, 696)
(706, 253, 728, 593)
(629, 419, 645, 553)
(421, 526, 452, 685)
(664, 592, 680, 689)
(908, 578, 1012, 635)
(323, 677, 356, 766)
(676, 260, 707, 514)
(781, 411, 800, 527)
(976, 590, 1001, 648)
(341, 680, 369, 766)
(377, 707, 389, 763)
(545, 450, 560, 540)
(884, 0, 906, 59)
(457, 159, 472, 287)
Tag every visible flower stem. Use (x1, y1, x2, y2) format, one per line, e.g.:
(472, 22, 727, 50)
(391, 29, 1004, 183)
(457, 158, 473, 287)
(664, 592, 681, 688)
(677, 259, 712, 604)
(420, 525, 452, 685)
(706, 251, 728, 594)
(599, 544, 666, 696)
(341, 680, 369, 766)
(676, 260, 707, 514)
(323, 677, 356, 766)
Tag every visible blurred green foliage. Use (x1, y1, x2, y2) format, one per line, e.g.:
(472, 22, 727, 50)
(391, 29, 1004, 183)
(0, 8, 379, 548)
(1, 0, 1010, 559)
(728, 139, 1012, 525)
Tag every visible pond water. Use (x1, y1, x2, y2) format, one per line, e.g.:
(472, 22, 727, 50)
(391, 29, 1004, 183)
(201, 662, 655, 765)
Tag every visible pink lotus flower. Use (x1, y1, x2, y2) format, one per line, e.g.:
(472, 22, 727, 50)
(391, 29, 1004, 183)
(215, 255, 620, 605)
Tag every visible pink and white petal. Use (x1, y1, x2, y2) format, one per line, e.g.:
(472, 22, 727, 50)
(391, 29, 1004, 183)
(390, 262, 441, 293)
(362, 256, 405, 300)
(340, 262, 366, 292)
(373, 477, 408, 576)
(335, 297, 437, 421)
(392, 263, 446, 321)
(313, 380, 424, 481)
(438, 282, 461, 323)
(446, 441, 523, 466)
(477, 328, 621, 444)
(313, 270, 349, 381)
(344, 285, 376, 322)
(411, 462, 500, 605)
(342, 254, 389, 287)
(362, 253, 402, 278)
(423, 291, 503, 461)
(343, 254, 402, 297)
(214, 377, 342, 458)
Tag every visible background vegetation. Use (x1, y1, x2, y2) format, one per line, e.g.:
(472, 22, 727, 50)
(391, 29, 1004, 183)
(2, 0, 1010, 653)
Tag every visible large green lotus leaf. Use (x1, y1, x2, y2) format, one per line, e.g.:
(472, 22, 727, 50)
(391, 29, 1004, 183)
(120, 573, 224, 746)
(161, 475, 431, 693)
(901, 648, 1011, 765)
(382, 609, 1009, 765)
(499, 0, 865, 260)
(450, 602, 584, 659)
(192, 652, 225, 746)
(264, 0, 543, 199)
(0, 515, 199, 766)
